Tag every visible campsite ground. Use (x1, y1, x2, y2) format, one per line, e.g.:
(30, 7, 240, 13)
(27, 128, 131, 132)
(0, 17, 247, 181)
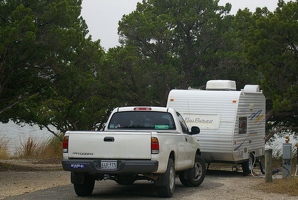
(0, 159, 297, 200)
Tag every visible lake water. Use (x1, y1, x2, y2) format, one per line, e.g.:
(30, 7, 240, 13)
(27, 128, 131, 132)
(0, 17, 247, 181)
(0, 121, 297, 157)
(0, 121, 53, 155)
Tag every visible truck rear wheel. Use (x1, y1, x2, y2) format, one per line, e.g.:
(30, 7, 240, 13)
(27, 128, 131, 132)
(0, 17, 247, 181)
(73, 173, 95, 196)
(179, 155, 206, 187)
(155, 158, 175, 197)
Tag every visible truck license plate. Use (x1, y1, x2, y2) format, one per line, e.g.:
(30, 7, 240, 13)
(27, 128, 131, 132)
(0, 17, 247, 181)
(101, 160, 117, 169)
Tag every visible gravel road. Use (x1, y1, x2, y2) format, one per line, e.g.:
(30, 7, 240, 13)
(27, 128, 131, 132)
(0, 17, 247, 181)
(0, 160, 296, 200)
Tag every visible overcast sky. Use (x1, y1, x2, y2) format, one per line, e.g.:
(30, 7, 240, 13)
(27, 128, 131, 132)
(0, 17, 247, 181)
(81, 0, 291, 50)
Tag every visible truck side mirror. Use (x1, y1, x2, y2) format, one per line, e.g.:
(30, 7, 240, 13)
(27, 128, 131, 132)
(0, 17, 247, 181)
(191, 126, 200, 135)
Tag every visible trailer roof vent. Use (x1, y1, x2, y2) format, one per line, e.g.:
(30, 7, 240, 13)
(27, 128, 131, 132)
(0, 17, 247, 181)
(206, 80, 236, 91)
(243, 85, 260, 92)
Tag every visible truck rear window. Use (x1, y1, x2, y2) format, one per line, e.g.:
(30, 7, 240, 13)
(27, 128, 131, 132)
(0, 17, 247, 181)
(108, 111, 176, 130)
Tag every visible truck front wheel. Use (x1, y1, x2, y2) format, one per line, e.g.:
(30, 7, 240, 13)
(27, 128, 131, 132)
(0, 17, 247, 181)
(73, 173, 95, 196)
(155, 158, 175, 197)
(179, 155, 206, 187)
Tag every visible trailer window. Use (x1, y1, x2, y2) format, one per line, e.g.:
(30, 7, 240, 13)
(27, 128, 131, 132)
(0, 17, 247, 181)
(239, 117, 247, 134)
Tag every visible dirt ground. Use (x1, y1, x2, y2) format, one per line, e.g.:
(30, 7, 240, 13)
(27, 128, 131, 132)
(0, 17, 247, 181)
(0, 159, 69, 199)
(0, 159, 297, 200)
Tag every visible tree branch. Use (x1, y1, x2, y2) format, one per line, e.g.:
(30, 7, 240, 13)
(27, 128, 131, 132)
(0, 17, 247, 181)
(0, 95, 25, 115)
(43, 124, 62, 141)
(264, 127, 298, 143)
(0, 91, 42, 115)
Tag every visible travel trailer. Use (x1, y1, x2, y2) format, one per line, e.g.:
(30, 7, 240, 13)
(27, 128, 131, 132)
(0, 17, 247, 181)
(167, 80, 266, 173)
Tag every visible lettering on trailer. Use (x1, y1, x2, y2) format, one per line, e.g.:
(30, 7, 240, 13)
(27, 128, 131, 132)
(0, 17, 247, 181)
(183, 114, 220, 129)
(185, 118, 214, 124)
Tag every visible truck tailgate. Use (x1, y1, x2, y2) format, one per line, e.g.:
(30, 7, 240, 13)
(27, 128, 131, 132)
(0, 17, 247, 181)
(67, 131, 152, 159)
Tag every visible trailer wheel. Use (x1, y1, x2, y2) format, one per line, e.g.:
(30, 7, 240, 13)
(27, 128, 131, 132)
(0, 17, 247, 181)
(155, 158, 175, 197)
(179, 155, 206, 187)
(73, 173, 95, 196)
(241, 161, 251, 176)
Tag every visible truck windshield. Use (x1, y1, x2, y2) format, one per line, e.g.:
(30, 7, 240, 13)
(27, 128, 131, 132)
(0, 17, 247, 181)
(108, 111, 176, 130)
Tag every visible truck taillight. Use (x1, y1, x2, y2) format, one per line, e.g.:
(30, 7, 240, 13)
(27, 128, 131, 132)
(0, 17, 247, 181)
(151, 137, 159, 154)
(63, 136, 69, 153)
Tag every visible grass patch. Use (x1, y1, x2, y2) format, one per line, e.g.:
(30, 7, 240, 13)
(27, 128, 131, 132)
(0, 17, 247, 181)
(16, 137, 39, 158)
(0, 138, 10, 159)
(207, 158, 298, 196)
(255, 155, 298, 196)
(254, 176, 298, 196)
(37, 135, 63, 159)
(13, 134, 63, 159)
(0, 135, 63, 171)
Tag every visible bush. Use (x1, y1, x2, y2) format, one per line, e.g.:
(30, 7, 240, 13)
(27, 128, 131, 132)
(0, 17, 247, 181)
(0, 138, 10, 159)
(38, 134, 63, 159)
(14, 134, 63, 159)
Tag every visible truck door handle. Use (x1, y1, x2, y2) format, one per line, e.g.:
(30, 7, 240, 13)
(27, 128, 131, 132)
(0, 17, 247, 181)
(104, 137, 115, 142)
(185, 137, 188, 142)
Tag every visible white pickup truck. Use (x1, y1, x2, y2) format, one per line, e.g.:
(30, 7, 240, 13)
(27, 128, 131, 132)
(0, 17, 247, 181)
(62, 106, 206, 198)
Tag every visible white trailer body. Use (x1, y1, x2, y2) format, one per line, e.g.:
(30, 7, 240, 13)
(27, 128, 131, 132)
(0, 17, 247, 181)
(167, 80, 266, 164)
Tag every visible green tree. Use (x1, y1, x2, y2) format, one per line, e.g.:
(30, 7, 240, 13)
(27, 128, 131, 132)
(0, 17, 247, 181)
(103, 46, 151, 106)
(103, 45, 178, 106)
(217, 8, 262, 89)
(241, 0, 298, 139)
(15, 39, 107, 134)
(0, 0, 85, 118)
(118, 0, 234, 106)
(0, 0, 108, 134)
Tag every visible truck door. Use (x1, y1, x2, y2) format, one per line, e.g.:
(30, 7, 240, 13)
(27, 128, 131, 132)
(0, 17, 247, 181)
(177, 112, 195, 167)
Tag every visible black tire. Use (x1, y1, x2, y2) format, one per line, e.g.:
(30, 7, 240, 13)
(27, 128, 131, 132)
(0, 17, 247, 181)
(241, 160, 251, 176)
(155, 158, 175, 198)
(115, 174, 136, 185)
(73, 173, 95, 196)
(179, 155, 206, 187)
